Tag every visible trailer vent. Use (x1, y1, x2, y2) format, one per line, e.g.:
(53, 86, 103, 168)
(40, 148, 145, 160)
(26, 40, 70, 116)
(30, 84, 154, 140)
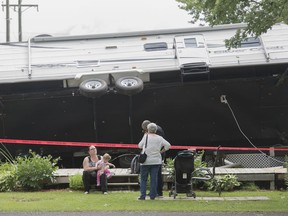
(180, 62, 210, 82)
(105, 45, 118, 49)
(180, 62, 209, 74)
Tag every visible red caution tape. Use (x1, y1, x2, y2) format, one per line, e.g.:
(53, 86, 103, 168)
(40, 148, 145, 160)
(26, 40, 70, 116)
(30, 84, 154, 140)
(1, 138, 288, 152)
(0, 139, 137, 149)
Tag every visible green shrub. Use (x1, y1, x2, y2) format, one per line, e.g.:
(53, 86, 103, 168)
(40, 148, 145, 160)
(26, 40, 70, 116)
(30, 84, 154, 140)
(285, 155, 288, 190)
(0, 163, 17, 191)
(0, 145, 17, 191)
(240, 181, 259, 191)
(165, 158, 175, 181)
(194, 150, 207, 169)
(0, 144, 14, 163)
(69, 174, 84, 190)
(206, 174, 241, 196)
(16, 150, 59, 191)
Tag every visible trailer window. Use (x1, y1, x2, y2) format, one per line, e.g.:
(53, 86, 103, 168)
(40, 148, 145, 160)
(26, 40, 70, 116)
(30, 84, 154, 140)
(144, 42, 168, 51)
(184, 38, 197, 48)
(240, 37, 261, 47)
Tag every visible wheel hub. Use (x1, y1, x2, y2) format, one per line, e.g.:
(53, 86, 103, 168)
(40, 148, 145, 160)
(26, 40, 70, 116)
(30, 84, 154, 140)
(85, 81, 102, 89)
(120, 79, 138, 87)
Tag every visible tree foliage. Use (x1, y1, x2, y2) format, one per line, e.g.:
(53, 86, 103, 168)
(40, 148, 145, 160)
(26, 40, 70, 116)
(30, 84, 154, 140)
(176, 0, 288, 47)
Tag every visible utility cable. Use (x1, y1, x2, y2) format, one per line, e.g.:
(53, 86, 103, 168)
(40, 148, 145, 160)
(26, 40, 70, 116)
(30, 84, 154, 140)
(221, 95, 285, 165)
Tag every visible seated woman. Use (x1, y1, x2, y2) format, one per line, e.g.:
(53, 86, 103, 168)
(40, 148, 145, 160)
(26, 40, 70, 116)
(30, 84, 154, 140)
(82, 145, 108, 194)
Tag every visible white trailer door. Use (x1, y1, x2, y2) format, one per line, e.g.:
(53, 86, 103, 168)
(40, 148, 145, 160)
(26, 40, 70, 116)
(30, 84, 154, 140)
(174, 35, 209, 66)
(174, 35, 210, 78)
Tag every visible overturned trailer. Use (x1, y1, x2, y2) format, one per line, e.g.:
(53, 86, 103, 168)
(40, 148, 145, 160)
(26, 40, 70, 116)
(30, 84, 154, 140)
(0, 23, 288, 167)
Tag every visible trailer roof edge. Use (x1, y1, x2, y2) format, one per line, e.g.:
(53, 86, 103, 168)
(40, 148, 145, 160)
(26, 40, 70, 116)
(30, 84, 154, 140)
(31, 23, 247, 43)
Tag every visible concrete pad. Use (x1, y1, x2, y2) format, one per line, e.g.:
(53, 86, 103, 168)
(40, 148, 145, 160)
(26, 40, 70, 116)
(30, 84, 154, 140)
(154, 196, 269, 201)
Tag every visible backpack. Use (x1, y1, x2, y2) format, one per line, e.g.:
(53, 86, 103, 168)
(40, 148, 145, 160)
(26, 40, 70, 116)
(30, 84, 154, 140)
(130, 155, 140, 174)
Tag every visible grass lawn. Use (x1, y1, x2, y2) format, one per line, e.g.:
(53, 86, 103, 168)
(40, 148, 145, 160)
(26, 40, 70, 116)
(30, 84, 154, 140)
(0, 189, 287, 212)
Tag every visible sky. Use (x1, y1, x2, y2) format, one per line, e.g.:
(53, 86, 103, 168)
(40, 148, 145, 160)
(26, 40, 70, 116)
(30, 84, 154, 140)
(0, 0, 195, 42)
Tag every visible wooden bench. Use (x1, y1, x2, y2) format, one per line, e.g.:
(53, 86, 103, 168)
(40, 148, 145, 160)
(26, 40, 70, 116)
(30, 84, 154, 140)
(53, 166, 286, 190)
(212, 167, 286, 190)
(162, 167, 287, 190)
(53, 168, 139, 190)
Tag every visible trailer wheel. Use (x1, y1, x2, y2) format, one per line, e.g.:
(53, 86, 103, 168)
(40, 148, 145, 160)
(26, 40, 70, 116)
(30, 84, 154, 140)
(79, 79, 108, 98)
(115, 76, 143, 96)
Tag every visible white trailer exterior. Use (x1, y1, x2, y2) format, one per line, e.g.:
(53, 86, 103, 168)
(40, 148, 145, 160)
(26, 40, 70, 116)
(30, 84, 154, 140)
(1, 23, 288, 92)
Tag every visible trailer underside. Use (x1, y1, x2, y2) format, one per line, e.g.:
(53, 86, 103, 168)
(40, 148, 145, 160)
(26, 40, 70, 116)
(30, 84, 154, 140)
(1, 63, 288, 167)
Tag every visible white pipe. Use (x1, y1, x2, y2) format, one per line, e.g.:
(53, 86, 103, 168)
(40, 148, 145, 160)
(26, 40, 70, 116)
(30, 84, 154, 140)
(28, 37, 32, 78)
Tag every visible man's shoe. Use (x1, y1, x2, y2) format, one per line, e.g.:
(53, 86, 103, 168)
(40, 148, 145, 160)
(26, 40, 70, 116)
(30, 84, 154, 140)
(138, 197, 145, 200)
(103, 192, 108, 195)
(84, 191, 89, 194)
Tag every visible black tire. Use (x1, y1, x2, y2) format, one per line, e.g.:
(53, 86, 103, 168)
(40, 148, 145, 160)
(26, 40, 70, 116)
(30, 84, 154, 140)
(79, 79, 108, 98)
(186, 192, 196, 198)
(115, 76, 143, 96)
(187, 192, 193, 197)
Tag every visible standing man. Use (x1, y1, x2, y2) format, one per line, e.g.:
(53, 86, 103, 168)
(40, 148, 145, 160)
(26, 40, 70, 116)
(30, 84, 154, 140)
(141, 120, 166, 198)
(138, 123, 171, 200)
